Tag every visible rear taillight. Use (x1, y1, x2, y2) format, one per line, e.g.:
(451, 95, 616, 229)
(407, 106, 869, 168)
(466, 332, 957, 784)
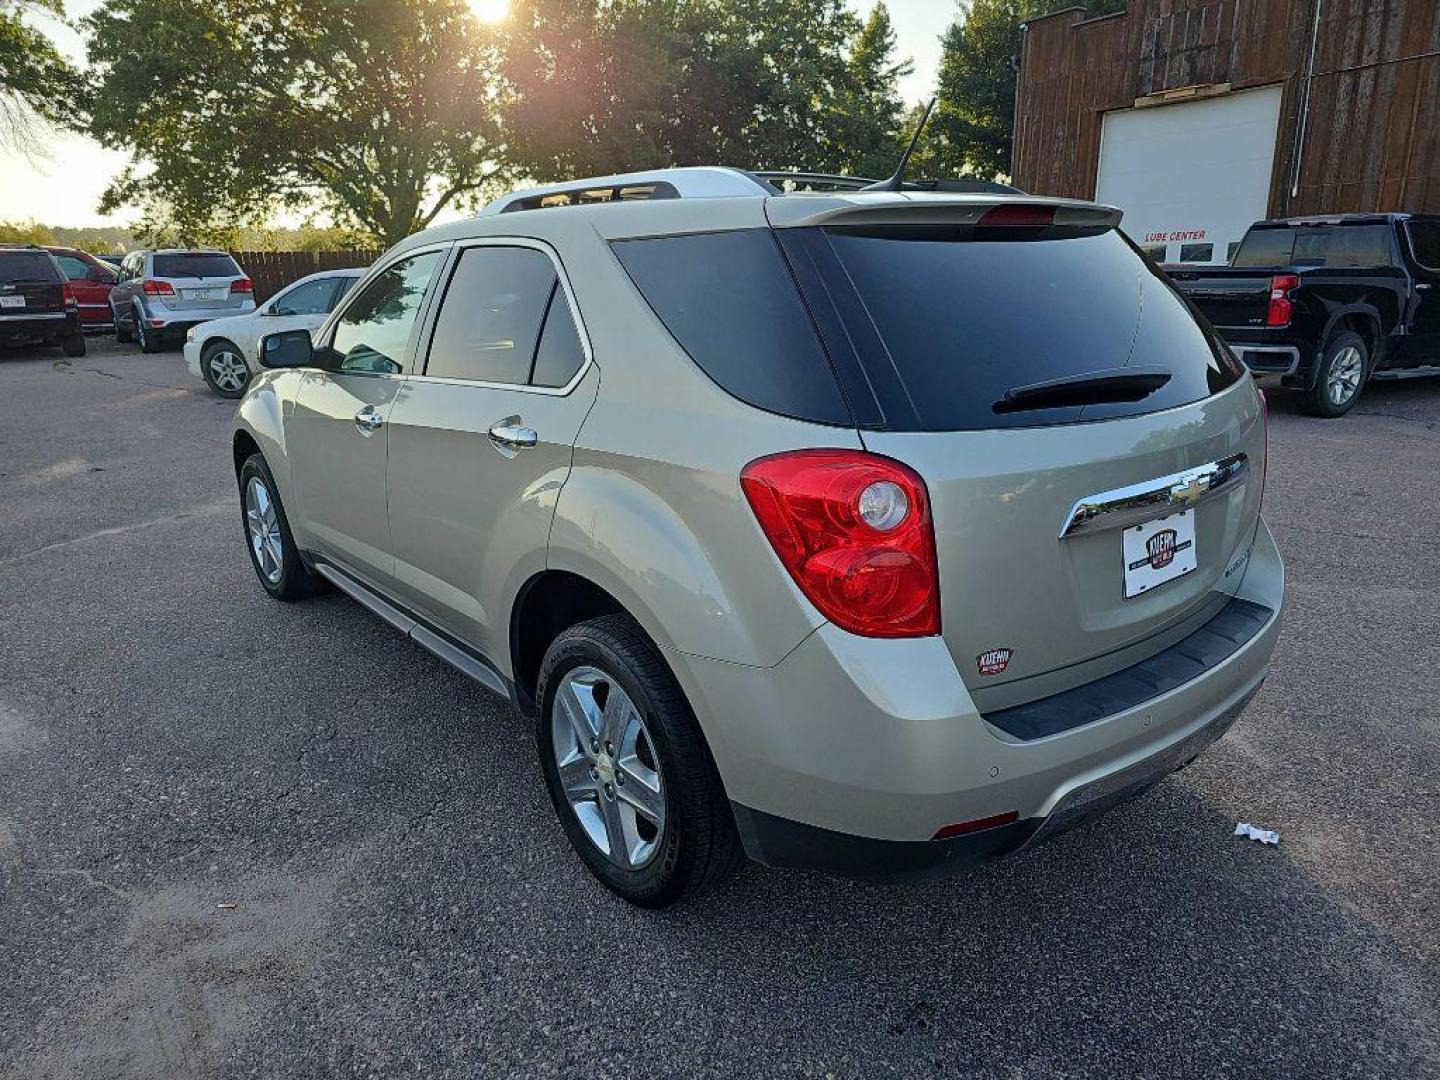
(230, 277, 253, 295)
(60, 282, 77, 308)
(741, 449, 939, 638)
(141, 279, 175, 296)
(1265, 274, 1299, 327)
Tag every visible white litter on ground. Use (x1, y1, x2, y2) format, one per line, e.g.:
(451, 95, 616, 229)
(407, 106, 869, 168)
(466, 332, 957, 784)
(1234, 822, 1280, 845)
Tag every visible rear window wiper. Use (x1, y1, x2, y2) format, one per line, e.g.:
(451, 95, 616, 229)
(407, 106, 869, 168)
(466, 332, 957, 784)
(993, 366, 1172, 414)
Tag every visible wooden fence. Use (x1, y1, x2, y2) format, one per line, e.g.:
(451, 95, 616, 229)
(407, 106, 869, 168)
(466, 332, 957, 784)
(233, 250, 379, 303)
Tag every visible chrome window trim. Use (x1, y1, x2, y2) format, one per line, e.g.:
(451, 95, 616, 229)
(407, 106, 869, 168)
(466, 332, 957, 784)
(1059, 453, 1250, 539)
(412, 236, 595, 398)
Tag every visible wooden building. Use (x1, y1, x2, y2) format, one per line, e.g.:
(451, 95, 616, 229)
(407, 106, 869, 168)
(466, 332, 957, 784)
(1012, 0, 1440, 264)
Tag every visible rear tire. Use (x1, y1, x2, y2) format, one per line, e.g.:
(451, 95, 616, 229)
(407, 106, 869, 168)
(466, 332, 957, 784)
(135, 306, 161, 353)
(201, 339, 250, 398)
(237, 453, 326, 601)
(61, 333, 86, 358)
(1299, 331, 1367, 418)
(535, 614, 744, 907)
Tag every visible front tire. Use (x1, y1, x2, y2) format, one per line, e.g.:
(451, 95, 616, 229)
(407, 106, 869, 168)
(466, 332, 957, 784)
(61, 332, 86, 358)
(237, 454, 325, 601)
(114, 302, 133, 343)
(1300, 331, 1368, 418)
(201, 339, 250, 398)
(536, 614, 744, 907)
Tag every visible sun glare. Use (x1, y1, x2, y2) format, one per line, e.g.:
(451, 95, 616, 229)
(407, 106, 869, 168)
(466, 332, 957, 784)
(467, 0, 509, 22)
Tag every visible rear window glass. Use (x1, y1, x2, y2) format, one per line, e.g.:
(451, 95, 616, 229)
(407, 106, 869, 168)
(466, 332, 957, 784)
(1233, 225, 1392, 269)
(0, 251, 61, 283)
(808, 226, 1242, 431)
(152, 252, 241, 278)
(1231, 229, 1295, 267)
(611, 230, 850, 425)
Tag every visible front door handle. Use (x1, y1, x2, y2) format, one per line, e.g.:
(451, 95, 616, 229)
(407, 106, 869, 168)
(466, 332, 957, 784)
(488, 416, 538, 458)
(354, 405, 384, 436)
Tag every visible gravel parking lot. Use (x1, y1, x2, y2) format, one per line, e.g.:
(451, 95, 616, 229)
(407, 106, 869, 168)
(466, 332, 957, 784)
(1, 336, 1437, 1079)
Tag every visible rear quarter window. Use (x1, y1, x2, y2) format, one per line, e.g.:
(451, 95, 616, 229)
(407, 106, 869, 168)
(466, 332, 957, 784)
(153, 253, 241, 278)
(610, 229, 851, 426)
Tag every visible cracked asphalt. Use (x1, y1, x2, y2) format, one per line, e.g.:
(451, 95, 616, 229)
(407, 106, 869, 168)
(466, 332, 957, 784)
(1, 337, 1438, 1079)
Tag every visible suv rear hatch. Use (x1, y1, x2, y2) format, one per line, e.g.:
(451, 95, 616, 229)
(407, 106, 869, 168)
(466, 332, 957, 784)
(769, 199, 1266, 695)
(151, 251, 249, 314)
(0, 249, 65, 314)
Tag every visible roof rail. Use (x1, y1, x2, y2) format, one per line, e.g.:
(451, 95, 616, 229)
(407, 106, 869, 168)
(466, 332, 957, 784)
(477, 166, 777, 217)
(754, 171, 878, 191)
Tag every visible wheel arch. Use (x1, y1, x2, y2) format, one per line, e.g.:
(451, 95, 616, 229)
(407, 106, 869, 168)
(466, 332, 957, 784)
(1322, 306, 1383, 364)
(509, 570, 628, 716)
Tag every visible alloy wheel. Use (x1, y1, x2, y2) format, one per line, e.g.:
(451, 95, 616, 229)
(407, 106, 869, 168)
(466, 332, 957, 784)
(208, 348, 248, 393)
(1327, 345, 1364, 406)
(550, 665, 666, 869)
(244, 476, 284, 584)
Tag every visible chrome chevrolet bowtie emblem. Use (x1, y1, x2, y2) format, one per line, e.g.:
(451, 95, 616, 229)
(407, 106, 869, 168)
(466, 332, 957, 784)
(1170, 475, 1206, 506)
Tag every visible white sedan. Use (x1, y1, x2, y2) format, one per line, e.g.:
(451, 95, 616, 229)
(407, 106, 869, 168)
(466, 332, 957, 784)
(184, 268, 366, 397)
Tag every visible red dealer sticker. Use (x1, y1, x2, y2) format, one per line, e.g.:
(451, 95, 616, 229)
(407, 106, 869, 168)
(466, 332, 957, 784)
(977, 648, 1013, 676)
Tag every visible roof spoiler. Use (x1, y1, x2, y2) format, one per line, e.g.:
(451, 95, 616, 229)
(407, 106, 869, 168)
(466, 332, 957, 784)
(766, 196, 1123, 231)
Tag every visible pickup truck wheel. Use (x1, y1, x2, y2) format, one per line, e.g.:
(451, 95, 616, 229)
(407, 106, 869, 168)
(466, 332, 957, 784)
(237, 454, 325, 601)
(1300, 331, 1368, 418)
(536, 614, 744, 907)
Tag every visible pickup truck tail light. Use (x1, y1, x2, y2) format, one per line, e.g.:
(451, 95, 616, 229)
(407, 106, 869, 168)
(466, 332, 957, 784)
(141, 279, 176, 297)
(230, 277, 253, 295)
(741, 449, 940, 638)
(1265, 274, 1299, 327)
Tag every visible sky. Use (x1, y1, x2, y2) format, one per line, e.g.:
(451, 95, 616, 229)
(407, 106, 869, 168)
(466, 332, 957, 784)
(0, 0, 957, 228)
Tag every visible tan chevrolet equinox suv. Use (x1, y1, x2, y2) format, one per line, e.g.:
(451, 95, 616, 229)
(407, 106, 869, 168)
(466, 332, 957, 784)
(232, 167, 1285, 907)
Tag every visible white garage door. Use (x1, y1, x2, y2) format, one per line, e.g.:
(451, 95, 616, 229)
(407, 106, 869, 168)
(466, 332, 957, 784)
(1096, 86, 1282, 266)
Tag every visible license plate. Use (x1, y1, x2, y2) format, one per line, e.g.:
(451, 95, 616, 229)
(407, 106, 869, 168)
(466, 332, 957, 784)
(1123, 511, 1197, 598)
(0, 295, 24, 308)
(185, 288, 221, 301)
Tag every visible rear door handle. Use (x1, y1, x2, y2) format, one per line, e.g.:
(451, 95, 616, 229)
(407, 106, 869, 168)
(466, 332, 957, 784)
(354, 405, 384, 436)
(488, 417, 538, 458)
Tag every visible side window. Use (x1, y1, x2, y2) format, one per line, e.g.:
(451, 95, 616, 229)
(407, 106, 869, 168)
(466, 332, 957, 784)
(330, 250, 443, 374)
(332, 276, 358, 305)
(1407, 221, 1440, 271)
(531, 292, 586, 387)
(272, 276, 338, 316)
(55, 255, 91, 280)
(425, 246, 558, 384)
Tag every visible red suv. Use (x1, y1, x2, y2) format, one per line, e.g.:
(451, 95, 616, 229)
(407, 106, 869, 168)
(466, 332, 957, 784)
(46, 246, 119, 329)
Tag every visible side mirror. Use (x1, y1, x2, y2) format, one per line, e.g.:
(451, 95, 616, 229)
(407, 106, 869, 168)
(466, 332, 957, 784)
(259, 328, 315, 369)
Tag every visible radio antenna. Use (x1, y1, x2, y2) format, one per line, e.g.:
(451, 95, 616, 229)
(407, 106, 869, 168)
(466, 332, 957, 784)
(861, 97, 937, 192)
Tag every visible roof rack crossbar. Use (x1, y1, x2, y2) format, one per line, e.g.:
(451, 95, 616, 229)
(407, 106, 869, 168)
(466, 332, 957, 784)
(477, 167, 775, 217)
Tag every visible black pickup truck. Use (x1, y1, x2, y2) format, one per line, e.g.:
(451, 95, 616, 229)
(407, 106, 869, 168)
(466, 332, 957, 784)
(1168, 213, 1440, 417)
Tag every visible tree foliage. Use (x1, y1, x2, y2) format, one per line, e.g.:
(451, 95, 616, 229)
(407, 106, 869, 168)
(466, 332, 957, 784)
(918, 0, 1124, 183)
(85, 0, 510, 246)
(503, 0, 907, 181)
(0, 0, 84, 153)
(831, 3, 913, 180)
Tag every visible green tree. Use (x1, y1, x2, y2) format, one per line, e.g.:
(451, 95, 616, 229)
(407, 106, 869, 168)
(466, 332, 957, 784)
(919, 0, 1124, 182)
(831, 2, 913, 180)
(0, 0, 83, 152)
(504, 0, 897, 181)
(85, 0, 510, 247)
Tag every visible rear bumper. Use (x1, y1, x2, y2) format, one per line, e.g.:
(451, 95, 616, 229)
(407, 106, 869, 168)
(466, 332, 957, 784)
(675, 516, 1284, 878)
(1228, 342, 1302, 375)
(0, 311, 78, 342)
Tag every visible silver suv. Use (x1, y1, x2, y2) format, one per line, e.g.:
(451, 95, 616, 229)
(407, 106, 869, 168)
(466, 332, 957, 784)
(232, 168, 1284, 907)
(111, 248, 255, 352)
